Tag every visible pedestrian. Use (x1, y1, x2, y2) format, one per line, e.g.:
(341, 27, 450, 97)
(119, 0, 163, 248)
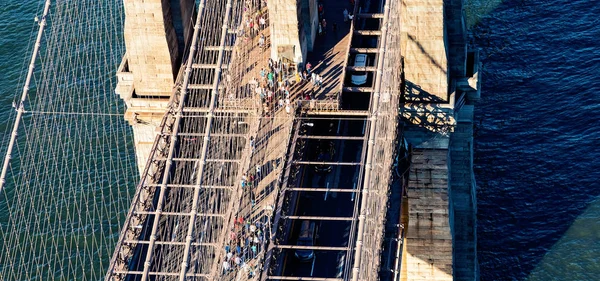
(259, 16, 266, 29)
(226, 251, 233, 261)
(249, 136, 255, 152)
(285, 104, 291, 114)
(318, 23, 323, 36)
(267, 72, 274, 88)
(234, 255, 242, 266)
(278, 98, 284, 108)
(258, 33, 265, 49)
(250, 223, 257, 233)
(253, 20, 259, 37)
(343, 8, 349, 22)
(249, 19, 255, 37)
(318, 3, 324, 18)
(304, 91, 311, 100)
(316, 74, 323, 87)
(322, 19, 327, 31)
(260, 68, 266, 81)
(225, 245, 231, 253)
(236, 245, 242, 254)
(223, 260, 231, 273)
(348, 13, 354, 21)
(256, 165, 261, 176)
(306, 62, 312, 74)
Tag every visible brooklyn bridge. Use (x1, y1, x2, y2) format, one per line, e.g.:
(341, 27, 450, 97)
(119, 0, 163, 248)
(0, 0, 480, 280)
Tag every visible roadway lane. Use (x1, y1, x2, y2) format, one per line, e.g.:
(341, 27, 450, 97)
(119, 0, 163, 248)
(280, 116, 366, 278)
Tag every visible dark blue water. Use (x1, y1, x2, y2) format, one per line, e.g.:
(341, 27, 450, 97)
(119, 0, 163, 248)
(473, 0, 600, 280)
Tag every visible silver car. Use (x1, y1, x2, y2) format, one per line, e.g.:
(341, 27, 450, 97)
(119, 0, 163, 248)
(351, 54, 368, 85)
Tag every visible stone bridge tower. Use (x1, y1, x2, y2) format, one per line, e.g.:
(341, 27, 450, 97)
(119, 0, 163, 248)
(115, 0, 196, 174)
(400, 0, 481, 280)
(267, 0, 319, 66)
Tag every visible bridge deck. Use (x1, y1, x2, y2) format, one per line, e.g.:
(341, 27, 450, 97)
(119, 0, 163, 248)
(106, 1, 266, 280)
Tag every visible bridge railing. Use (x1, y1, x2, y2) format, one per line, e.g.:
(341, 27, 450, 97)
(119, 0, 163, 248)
(351, 0, 403, 280)
(105, 84, 183, 280)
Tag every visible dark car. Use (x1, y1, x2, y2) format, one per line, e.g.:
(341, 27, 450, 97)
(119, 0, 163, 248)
(314, 140, 335, 173)
(295, 221, 317, 261)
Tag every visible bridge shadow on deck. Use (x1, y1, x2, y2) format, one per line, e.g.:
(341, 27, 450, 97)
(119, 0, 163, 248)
(289, 0, 351, 102)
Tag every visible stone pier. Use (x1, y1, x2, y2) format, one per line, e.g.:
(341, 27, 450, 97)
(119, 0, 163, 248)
(267, 0, 318, 65)
(115, 0, 196, 175)
(400, 0, 481, 280)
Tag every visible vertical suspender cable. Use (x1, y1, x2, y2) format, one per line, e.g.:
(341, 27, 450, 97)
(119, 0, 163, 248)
(139, 1, 207, 280)
(351, 0, 390, 280)
(0, 0, 52, 194)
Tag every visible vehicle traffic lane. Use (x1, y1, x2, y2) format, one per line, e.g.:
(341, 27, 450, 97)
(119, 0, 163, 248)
(282, 249, 347, 278)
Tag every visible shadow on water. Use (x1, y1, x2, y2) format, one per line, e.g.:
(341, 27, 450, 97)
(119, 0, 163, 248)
(473, 0, 600, 280)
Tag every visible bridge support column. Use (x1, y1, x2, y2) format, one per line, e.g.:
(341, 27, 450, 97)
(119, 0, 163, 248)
(267, 0, 318, 66)
(400, 0, 480, 280)
(116, 0, 196, 175)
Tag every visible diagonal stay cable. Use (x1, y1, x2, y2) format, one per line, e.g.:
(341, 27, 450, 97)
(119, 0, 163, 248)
(138, 1, 207, 280)
(178, 0, 234, 279)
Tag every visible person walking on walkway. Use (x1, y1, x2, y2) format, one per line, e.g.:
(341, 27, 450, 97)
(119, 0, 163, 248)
(259, 16, 266, 30)
(318, 3, 324, 18)
(311, 72, 317, 86)
(258, 33, 265, 49)
(223, 260, 231, 274)
(316, 74, 323, 87)
(267, 72, 274, 88)
(260, 68, 266, 81)
(343, 8, 349, 22)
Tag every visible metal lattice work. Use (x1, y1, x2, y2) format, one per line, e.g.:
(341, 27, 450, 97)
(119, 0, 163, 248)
(352, 0, 402, 279)
(106, 0, 262, 280)
(260, 0, 401, 280)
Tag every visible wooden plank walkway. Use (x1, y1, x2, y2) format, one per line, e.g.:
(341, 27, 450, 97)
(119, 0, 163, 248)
(289, 1, 353, 102)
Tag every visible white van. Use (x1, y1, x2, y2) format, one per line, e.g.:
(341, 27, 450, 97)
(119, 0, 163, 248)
(351, 54, 368, 85)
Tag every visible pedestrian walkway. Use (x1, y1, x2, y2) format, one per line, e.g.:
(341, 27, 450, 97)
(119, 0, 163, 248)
(218, 1, 357, 279)
(218, 5, 298, 280)
(289, 0, 354, 102)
